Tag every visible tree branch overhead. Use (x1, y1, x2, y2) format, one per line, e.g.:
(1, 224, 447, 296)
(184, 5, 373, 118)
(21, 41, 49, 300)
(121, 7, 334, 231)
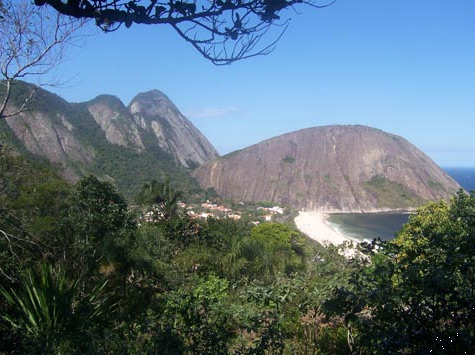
(0, 0, 86, 119)
(36, 0, 336, 64)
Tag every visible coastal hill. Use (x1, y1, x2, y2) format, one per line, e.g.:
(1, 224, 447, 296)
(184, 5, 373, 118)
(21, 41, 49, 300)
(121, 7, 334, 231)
(192, 125, 461, 212)
(1, 82, 218, 197)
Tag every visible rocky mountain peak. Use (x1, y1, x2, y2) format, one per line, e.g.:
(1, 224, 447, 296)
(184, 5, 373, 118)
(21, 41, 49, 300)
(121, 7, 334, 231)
(89, 95, 128, 114)
(2, 82, 219, 195)
(87, 94, 145, 151)
(84, 88, 219, 168)
(127, 89, 219, 168)
(128, 90, 174, 118)
(193, 125, 461, 212)
(130, 89, 169, 102)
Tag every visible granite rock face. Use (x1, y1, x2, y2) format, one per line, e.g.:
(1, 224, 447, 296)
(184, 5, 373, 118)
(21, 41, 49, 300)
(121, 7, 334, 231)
(5, 107, 93, 181)
(86, 91, 219, 167)
(2, 83, 218, 189)
(192, 125, 461, 212)
(87, 95, 145, 151)
(128, 90, 219, 168)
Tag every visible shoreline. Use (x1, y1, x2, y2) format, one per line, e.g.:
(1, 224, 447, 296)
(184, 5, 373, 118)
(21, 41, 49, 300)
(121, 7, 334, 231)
(294, 211, 360, 247)
(301, 207, 416, 215)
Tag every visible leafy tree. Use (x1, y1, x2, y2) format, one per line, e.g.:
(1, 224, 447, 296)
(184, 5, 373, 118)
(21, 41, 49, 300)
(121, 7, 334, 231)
(198, 217, 250, 251)
(327, 191, 475, 354)
(36, 0, 336, 64)
(130, 223, 176, 274)
(62, 175, 136, 277)
(243, 223, 310, 282)
(162, 274, 234, 354)
(137, 178, 204, 256)
(137, 178, 183, 221)
(0, 143, 70, 283)
(239, 277, 303, 354)
(9, 178, 71, 241)
(173, 218, 251, 279)
(205, 187, 219, 201)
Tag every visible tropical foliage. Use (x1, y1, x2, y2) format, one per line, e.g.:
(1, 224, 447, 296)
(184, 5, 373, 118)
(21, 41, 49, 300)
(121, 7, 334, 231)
(325, 192, 475, 354)
(1, 145, 473, 354)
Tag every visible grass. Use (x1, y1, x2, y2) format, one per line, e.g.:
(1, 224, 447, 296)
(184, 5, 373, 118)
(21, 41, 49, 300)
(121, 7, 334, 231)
(364, 175, 425, 209)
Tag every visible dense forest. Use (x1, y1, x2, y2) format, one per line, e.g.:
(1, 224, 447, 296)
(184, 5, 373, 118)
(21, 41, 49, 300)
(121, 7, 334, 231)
(0, 144, 474, 354)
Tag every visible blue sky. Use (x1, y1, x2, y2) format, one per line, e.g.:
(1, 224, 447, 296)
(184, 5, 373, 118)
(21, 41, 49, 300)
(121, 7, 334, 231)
(49, 0, 475, 167)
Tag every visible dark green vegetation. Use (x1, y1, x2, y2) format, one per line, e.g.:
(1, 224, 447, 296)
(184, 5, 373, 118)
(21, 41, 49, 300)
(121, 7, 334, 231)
(363, 175, 426, 209)
(1, 146, 474, 354)
(326, 193, 475, 353)
(282, 156, 296, 164)
(69, 107, 196, 199)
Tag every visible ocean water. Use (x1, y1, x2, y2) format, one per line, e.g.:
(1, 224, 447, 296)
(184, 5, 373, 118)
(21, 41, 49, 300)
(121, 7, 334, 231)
(325, 167, 475, 242)
(327, 213, 410, 241)
(444, 167, 475, 192)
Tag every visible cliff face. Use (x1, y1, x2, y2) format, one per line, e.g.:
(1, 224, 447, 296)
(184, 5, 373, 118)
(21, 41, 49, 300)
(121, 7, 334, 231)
(5, 110, 93, 181)
(85, 91, 219, 168)
(192, 125, 461, 212)
(128, 90, 219, 167)
(87, 95, 145, 151)
(1, 82, 218, 196)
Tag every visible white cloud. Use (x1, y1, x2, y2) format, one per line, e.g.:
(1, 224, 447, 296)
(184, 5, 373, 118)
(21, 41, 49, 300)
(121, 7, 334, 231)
(184, 107, 239, 119)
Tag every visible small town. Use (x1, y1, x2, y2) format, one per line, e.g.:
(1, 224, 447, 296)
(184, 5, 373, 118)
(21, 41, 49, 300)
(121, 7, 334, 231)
(142, 199, 292, 225)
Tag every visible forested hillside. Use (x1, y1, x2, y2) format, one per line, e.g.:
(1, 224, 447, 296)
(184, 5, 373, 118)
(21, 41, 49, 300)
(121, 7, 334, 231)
(1, 145, 473, 354)
(0, 81, 217, 198)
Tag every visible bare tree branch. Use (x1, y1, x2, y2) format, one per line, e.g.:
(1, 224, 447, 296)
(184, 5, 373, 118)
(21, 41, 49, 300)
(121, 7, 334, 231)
(36, 0, 336, 65)
(0, 0, 87, 119)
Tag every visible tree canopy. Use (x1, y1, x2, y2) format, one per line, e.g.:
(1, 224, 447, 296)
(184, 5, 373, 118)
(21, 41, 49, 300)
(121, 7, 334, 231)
(325, 191, 475, 354)
(35, 0, 336, 64)
(2, 145, 473, 353)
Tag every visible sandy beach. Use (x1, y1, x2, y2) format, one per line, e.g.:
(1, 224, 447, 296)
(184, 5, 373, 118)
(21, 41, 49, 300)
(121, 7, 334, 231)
(294, 211, 359, 247)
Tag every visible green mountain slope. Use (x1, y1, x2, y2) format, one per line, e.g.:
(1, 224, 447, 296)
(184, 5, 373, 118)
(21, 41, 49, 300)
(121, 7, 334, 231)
(1, 81, 216, 198)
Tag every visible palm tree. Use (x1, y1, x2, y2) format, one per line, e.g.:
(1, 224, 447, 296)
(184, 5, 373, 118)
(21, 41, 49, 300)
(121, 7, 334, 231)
(0, 262, 114, 352)
(137, 178, 182, 221)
